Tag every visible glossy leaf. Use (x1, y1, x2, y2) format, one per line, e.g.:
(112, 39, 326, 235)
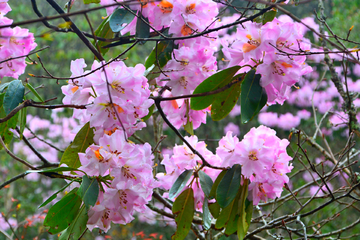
(59, 205, 88, 240)
(77, 175, 99, 208)
(263, 9, 277, 24)
(145, 41, 174, 69)
(169, 169, 193, 200)
(209, 169, 227, 199)
(135, 13, 150, 41)
(198, 170, 213, 198)
(216, 164, 241, 208)
(241, 70, 266, 124)
(44, 192, 82, 234)
(4, 80, 24, 115)
(215, 193, 239, 230)
(60, 122, 95, 169)
(211, 78, 241, 121)
(92, 17, 114, 57)
(190, 66, 241, 111)
(237, 181, 251, 240)
(25, 83, 44, 102)
(109, 8, 135, 33)
(202, 198, 211, 230)
(224, 193, 241, 236)
(39, 181, 74, 208)
(208, 201, 220, 218)
(172, 188, 194, 240)
(0, 93, 18, 149)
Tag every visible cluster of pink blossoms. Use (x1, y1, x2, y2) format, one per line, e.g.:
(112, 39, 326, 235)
(0, 0, 36, 79)
(61, 60, 157, 231)
(222, 17, 312, 104)
(77, 130, 157, 232)
(61, 59, 153, 138)
(157, 125, 292, 207)
(100, 0, 218, 36)
(217, 126, 293, 204)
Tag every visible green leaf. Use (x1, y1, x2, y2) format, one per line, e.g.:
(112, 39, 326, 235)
(215, 192, 239, 230)
(44, 192, 82, 234)
(0, 93, 18, 149)
(224, 194, 241, 236)
(183, 120, 193, 135)
(39, 181, 74, 208)
(240, 70, 266, 123)
(237, 180, 250, 240)
(172, 188, 194, 240)
(77, 175, 99, 207)
(208, 201, 220, 218)
(135, 13, 150, 42)
(209, 170, 227, 200)
(18, 106, 27, 140)
(202, 198, 211, 230)
(211, 78, 241, 121)
(92, 17, 114, 57)
(25, 83, 44, 103)
(83, 0, 100, 3)
(216, 164, 241, 208)
(262, 8, 277, 24)
(60, 122, 95, 169)
(4, 80, 24, 115)
(59, 205, 88, 240)
(141, 104, 154, 121)
(109, 8, 136, 33)
(145, 41, 175, 69)
(0, 82, 10, 92)
(190, 66, 241, 111)
(198, 170, 213, 198)
(169, 169, 193, 200)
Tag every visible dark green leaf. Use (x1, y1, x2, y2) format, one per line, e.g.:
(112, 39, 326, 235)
(60, 122, 94, 169)
(211, 78, 241, 121)
(92, 17, 114, 57)
(59, 205, 88, 240)
(44, 192, 82, 234)
(169, 169, 193, 200)
(109, 8, 135, 33)
(0, 82, 10, 92)
(262, 9, 277, 24)
(135, 13, 150, 42)
(83, 0, 100, 3)
(25, 83, 44, 102)
(39, 181, 74, 208)
(172, 188, 194, 240)
(4, 80, 24, 115)
(202, 198, 211, 230)
(209, 170, 227, 200)
(19, 106, 27, 140)
(224, 194, 241, 235)
(237, 181, 251, 240)
(77, 175, 99, 207)
(241, 70, 266, 123)
(216, 164, 241, 208)
(215, 192, 239, 230)
(209, 201, 220, 218)
(0, 93, 18, 149)
(145, 41, 175, 69)
(190, 66, 241, 110)
(198, 170, 213, 198)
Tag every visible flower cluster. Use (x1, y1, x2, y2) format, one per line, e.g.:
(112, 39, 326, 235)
(216, 126, 293, 205)
(0, 0, 36, 79)
(78, 130, 157, 232)
(61, 59, 153, 139)
(157, 125, 292, 207)
(157, 135, 222, 211)
(222, 17, 312, 104)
